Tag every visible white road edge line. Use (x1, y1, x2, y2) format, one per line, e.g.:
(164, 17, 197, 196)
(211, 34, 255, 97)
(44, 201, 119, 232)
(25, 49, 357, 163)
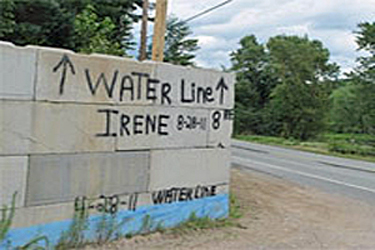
(232, 156, 375, 194)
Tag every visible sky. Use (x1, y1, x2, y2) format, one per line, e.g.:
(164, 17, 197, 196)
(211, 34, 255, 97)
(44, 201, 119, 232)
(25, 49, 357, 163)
(136, 0, 375, 73)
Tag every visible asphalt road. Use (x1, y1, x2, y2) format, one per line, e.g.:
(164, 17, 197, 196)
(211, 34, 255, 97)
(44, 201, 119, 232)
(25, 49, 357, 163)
(231, 139, 375, 204)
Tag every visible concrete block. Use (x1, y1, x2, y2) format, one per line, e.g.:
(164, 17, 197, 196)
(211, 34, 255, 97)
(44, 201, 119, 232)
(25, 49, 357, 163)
(12, 202, 74, 229)
(149, 148, 230, 190)
(35, 46, 234, 108)
(13, 191, 153, 228)
(29, 102, 116, 154)
(36, 48, 155, 105)
(0, 101, 218, 154)
(151, 62, 235, 109)
(207, 109, 234, 149)
(0, 42, 36, 100)
(10, 193, 229, 248)
(0, 101, 116, 155)
(0, 101, 33, 155)
(26, 151, 150, 206)
(13, 184, 228, 229)
(115, 106, 209, 150)
(0, 156, 28, 208)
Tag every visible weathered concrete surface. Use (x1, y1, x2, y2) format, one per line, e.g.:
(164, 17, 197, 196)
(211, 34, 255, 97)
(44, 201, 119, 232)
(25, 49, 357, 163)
(0, 156, 28, 208)
(0, 41, 233, 247)
(207, 109, 233, 149)
(12, 184, 229, 229)
(35, 48, 234, 109)
(0, 42, 36, 100)
(0, 103, 234, 155)
(12, 202, 74, 229)
(0, 101, 116, 155)
(29, 102, 116, 154)
(115, 106, 209, 150)
(36, 49, 155, 105)
(12, 191, 152, 228)
(0, 101, 227, 155)
(26, 151, 150, 206)
(0, 101, 33, 155)
(8, 194, 229, 248)
(152, 62, 235, 109)
(149, 148, 230, 190)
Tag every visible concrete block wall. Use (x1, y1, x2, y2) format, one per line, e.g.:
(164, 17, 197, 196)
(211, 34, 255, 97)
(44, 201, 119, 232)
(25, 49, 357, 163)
(0, 41, 234, 248)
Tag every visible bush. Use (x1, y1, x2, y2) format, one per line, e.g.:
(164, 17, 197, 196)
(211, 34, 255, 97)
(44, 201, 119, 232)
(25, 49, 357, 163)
(328, 142, 375, 156)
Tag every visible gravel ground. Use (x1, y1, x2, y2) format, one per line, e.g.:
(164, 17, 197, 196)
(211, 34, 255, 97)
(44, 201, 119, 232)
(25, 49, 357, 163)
(84, 167, 375, 250)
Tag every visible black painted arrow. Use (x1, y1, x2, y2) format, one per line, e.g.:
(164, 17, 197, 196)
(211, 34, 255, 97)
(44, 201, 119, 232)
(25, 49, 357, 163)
(53, 54, 76, 95)
(215, 77, 228, 105)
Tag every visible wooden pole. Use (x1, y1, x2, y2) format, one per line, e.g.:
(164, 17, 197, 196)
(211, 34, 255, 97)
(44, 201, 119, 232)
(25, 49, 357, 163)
(152, 0, 168, 61)
(138, 0, 149, 61)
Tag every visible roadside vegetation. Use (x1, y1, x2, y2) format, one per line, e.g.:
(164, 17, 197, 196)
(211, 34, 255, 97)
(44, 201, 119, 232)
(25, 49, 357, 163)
(0, 0, 199, 65)
(232, 22, 375, 162)
(0, 193, 243, 249)
(166, 193, 244, 236)
(0, 193, 16, 246)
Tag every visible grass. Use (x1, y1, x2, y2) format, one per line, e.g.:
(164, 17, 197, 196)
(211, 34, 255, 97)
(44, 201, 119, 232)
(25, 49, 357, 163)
(56, 208, 89, 249)
(0, 193, 243, 249)
(1, 192, 51, 250)
(234, 133, 375, 163)
(122, 192, 244, 239)
(0, 192, 17, 245)
(15, 236, 50, 250)
(165, 193, 245, 236)
(121, 192, 245, 239)
(125, 194, 244, 239)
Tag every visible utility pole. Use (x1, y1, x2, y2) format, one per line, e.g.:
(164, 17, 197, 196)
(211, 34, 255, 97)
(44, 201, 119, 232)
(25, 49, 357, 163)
(151, 0, 168, 62)
(138, 0, 149, 61)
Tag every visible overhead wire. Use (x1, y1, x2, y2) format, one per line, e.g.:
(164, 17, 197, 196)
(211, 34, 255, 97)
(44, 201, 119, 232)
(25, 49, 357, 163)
(146, 0, 234, 38)
(183, 0, 234, 23)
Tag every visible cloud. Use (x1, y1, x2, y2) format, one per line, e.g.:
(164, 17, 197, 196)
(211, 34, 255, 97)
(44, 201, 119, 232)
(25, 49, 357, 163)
(276, 23, 312, 36)
(195, 35, 234, 50)
(168, 0, 375, 72)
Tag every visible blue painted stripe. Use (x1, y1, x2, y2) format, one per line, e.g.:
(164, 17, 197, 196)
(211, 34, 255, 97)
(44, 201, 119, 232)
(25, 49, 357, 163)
(4, 194, 228, 249)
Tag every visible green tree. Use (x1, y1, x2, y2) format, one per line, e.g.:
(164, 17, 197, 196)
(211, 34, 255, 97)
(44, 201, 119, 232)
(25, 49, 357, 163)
(355, 21, 375, 83)
(334, 21, 375, 135)
(269, 80, 330, 140)
(355, 22, 375, 134)
(57, 0, 140, 52)
(0, 0, 140, 54)
(330, 81, 375, 134)
(355, 83, 375, 134)
(266, 35, 339, 140)
(0, 0, 15, 37)
(330, 83, 361, 133)
(230, 35, 277, 135)
(0, 0, 75, 48)
(74, 4, 123, 55)
(162, 16, 199, 66)
(231, 34, 339, 139)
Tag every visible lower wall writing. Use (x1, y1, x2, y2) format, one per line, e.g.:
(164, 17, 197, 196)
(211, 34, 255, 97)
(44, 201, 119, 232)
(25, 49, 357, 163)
(73, 185, 218, 215)
(5, 194, 228, 248)
(152, 185, 217, 204)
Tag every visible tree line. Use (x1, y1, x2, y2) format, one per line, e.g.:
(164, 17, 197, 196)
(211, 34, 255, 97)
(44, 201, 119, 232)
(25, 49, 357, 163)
(232, 22, 375, 140)
(0, 0, 198, 64)
(0, 1, 374, 141)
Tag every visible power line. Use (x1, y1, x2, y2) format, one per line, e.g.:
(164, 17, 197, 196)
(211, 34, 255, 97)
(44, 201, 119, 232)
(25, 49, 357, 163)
(183, 0, 234, 23)
(145, 0, 234, 41)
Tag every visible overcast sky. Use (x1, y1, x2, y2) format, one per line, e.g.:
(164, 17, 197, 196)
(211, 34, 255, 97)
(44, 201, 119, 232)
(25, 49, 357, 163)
(137, 0, 374, 73)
